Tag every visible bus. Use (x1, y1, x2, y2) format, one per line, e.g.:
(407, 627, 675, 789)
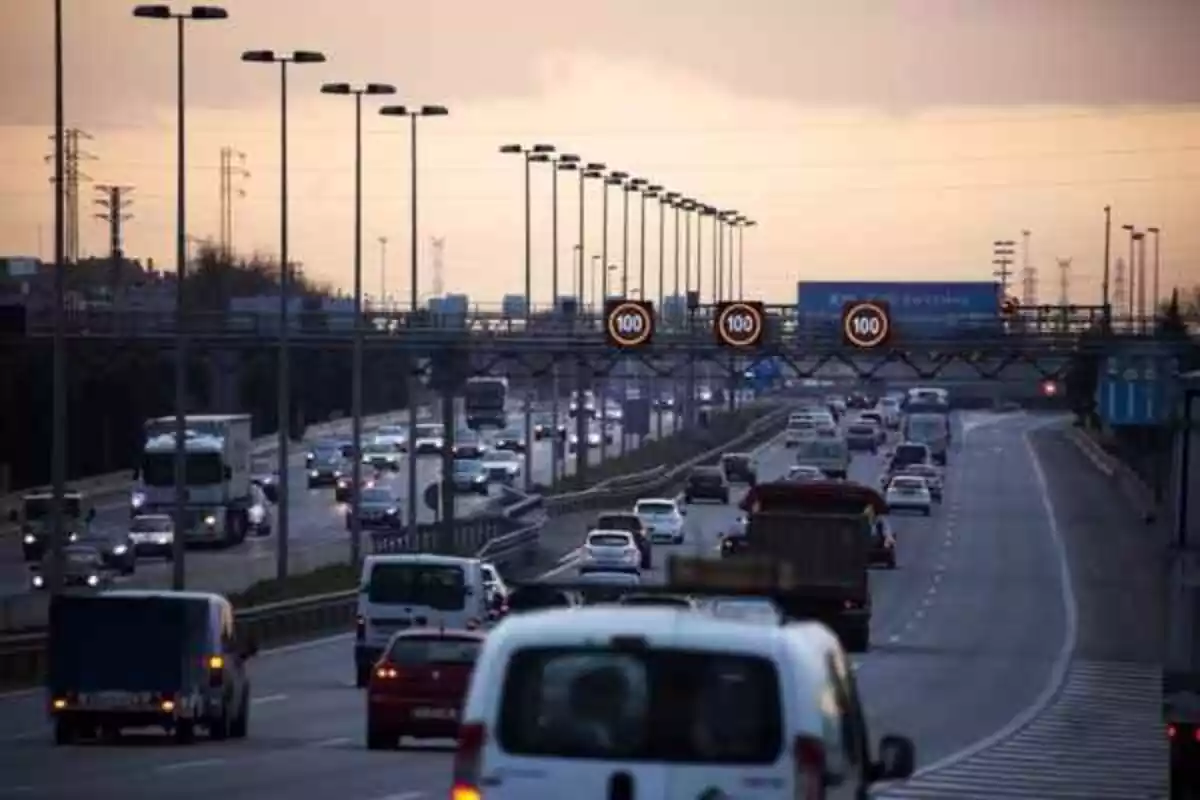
(464, 376, 508, 429)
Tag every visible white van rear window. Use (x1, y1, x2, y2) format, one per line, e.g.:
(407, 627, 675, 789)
(497, 647, 783, 763)
(367, 563, 466, 610)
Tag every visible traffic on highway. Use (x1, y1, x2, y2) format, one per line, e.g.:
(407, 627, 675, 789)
(0, 389, 1168, 799)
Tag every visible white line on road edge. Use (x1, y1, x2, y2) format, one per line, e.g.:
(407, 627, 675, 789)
(891, 419, 1079, 781)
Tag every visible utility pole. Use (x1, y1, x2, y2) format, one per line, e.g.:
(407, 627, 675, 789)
(46, 128, 95, 263)
(431, 236, 445, 298)
(93, 184, 133, 292)
(1020, 229, 1037, 307)
(377, 235, 388, 310)
(1056, 257, 1071, 306)
(1113, 256, 1127, 326)
(992, 239, 1016, 297)
(218, 146, 249, 259)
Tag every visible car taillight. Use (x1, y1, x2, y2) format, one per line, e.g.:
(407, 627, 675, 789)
(793, 734, 825, 800)
(1167, 723, 1200, 742)
(452, 722, 487, 798)
(375, 662, 400, 680)
(355, 615, 365, 641)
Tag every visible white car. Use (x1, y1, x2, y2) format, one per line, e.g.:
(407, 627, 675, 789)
(455, 608, 916, 799)
(886, 475, 933, 516)
(575, 569, 642, 587)
(372, 424, 408, 451)
(706, 596, 785, 625)
(633, 497, 686, 544)
(481, 450, 522, 484)
(413, 423, 446, 454)
(787, 464, 825, 482)
(579, 530, 641, 574)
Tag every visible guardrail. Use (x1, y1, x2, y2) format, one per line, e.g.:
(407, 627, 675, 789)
(0, 402, 787, 688)
(0, 404, 433, 532)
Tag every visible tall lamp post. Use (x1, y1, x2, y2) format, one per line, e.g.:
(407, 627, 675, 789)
(321, 81, 396, 568)
(622, 178, 645, 296)
(1147, 226, 1162, 320)
(638, 182, 661, 299)
(381, 103, 449, 533)
(242, 47, 327, 581)
(734, 217, 756, 299)
(499, 143, 556, 315)
(576, 162, 606, 311)
(1122, 224, 1139, 328)
(601, 171, 627, 303)
(665, 193, 681, 313)
(132, 4, 228, 590)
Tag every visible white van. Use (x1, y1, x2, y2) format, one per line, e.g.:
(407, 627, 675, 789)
(794, 436, 852, 479)
(354, 554, 489, 687)
(453, 607, 915, 799)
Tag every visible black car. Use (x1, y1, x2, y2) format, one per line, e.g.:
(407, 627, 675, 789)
(306, 440, 345, 469)
(684, 466, 730, 504)
(492, 429, 526, 452)
(847, 392, 875, 410)
(720, 453, 757, 485)
(334, 475, 377, 504)
(307, 454, 347, 488)
(76, 530, 136, 575)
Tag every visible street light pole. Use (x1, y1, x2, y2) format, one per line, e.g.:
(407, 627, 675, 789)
(1102, 205, 1112, 329)
(622, 178, 642, 297)
(666, 193, 681, 309)
(602, 171, 627, 303)
(738, 218, 756, 299)
(1148, 226, 1162, 319)
(499, 143, 556, 316)
(321, 82, 396, 567)
(579, 163, 605, 312)
(1122, 224, 1138, 328)
(50, 0, 66, 595)
(380, 104, 448, 532)
(135, 4, 228, 590)
(242, 47, 327, 581)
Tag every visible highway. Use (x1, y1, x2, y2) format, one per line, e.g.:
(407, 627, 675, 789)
(0, 408, 1169, 799)
(0, 402, 676, 605)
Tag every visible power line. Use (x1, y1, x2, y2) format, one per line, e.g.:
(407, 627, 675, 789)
(46, 128, 96, 263)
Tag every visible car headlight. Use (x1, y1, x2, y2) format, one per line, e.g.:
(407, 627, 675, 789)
(23, 534, 35, 545)
(68, 532, 78, 542)
(131, 493, 145, 509)
(86, 574, 99, 587)
(333, 470, 342, 478)
(432, 439, 444, 448)
(384, 508, 397, 515)
(309, 470, 319, 478)
(203, 515, 216, 526)
(474, 475, 486, 483)
(112, 544, 128, 556)
(31, 574, 44, 588)
(337, 478, 348, 488)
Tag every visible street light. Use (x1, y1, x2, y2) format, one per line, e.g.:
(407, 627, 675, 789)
(642, 184, 662, 305)
(665, 192, 682, 314)
(499, 143, 556, 314)
(321, 81, 396, 567)
(623, 178, 646, 296)
(380, 103, 450, 533)
(242, 47, 327, 581)
(601, 171, 628, 303)
(1147, 226, 1162, 320)
(1122, 224, 1138, 325)
(135, 3, 228, 591)
(528, 152, 580, 305)
(734, 217, 756, 299)
(716, 210, 737, 302)
(578, 163, 606, 311)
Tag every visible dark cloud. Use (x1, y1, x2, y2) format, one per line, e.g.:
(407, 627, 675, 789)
(2, 0, 1197, 128)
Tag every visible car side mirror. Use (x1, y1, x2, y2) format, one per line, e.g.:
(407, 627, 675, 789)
(871, 734, 916, 782)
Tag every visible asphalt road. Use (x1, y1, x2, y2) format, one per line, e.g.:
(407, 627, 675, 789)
(0, 408, 1082, 800)
(0, 404, 675, 602)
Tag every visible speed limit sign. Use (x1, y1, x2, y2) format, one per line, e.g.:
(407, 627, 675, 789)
(714, 301, 765, 348)
(841, 300, 891, 349)
(604, 299, 656, 348)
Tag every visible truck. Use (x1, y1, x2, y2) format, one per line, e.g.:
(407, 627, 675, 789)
(902, 411, 952, 465)
(793, 435, 852, 479)
(132, 414, 253, 547)
(464, 376, 508, 430)
(731, 479, 880, 651)
(11, 491, 96, 562)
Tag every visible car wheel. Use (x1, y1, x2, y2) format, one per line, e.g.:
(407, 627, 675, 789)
(123, 560, 136, 576)
(174, 721, 196, 744)
(366, 723, 395, 750)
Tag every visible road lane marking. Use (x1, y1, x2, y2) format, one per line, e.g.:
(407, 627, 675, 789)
(310, 736, 352, 748)
(368, 792, 426, 800)
(252, 693, 287, 705)
(900, 421, 1078, 779)
(156, 758, 226, 772)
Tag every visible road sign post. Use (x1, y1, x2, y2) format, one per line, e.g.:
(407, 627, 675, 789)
(604, 299, 655, 349)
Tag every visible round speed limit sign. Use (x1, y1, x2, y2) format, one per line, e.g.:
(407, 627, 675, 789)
(841, 300, 891, 349)
(714, 301, 765, 348)
(605, 300, 655, 348)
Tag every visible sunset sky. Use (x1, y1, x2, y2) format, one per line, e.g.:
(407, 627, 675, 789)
(1, 0, 1198, 307)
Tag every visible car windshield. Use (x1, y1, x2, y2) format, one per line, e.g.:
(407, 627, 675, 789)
(361, 488, 392, 504)
(377, 426, 405, 437)
(893, 445, 928, 464)
(636, 501, 675, 516)
(708, 599, 781, 623)
(484, 451, 518, 463)
(859, 413, 881, 422)
(499, 428, 524, 438)
(789, 467, 821, 478)
(906, 466, 937, 477)
(690, 470, 722, 483)
(892, 477, 925, 490)
(455, 460, 483, 475)
(589, 533, 632, 547)
(310, 443, 342, 457)
(848, 425, 875, 436)
(363, 443, 392, 455)
(497, 646, 782, 763)
(386, 636, 481, 666)
(24, 496, 83, 520)
(415, 424, 443, 438)
(130, 516, 171, 532)
(367, 563, 466, 609)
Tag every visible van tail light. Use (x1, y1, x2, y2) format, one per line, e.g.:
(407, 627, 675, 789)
(207, 655, 224, 687)
(374, 663, 400, 681)
(793, 734, 826, 800)
(355, 615, 365, 641)
(452, 722, 487, 798)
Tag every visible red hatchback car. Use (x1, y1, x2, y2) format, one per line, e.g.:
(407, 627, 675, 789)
(366, 628, 484, 749)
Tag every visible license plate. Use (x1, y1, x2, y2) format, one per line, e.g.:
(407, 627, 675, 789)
(412, 706, 456, 720)
(84, 691, 140, 709)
